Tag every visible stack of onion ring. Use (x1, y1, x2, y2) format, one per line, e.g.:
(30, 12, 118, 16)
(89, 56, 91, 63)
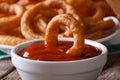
(0, 0, 117, 46)
(21, 0, 81, 39)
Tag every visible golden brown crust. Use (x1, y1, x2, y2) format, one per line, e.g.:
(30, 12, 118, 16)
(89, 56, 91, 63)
(21, 0, 80, 39)
(0, 3, 24, 31)
(0, 35, 28, 46)
(45, 14, 84, 56)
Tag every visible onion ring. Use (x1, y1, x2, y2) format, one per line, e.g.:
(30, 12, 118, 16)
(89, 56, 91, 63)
(0, 3, 24, 31)
(0, 35, 28, 46)
(94, 19, 115, 30)
(17, 0, 44, 6)
(0, 0, 18, 3)
(21, 0, 80, 39)
(81, 1, 105, 26)
(33, 14, 48, 33)
(84, 5, 104, 25)
(85, 19, 115, 34)
(17, 0, 44, 9)
(85, 30, 103, 40)
(66, 0, 104, 26)
(86, 25, 117, 40)
(45, 14, 84, 56)
(0, 27, 23, 38)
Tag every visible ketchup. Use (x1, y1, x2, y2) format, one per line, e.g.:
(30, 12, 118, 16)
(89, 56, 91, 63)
(18, 41, 102, 61)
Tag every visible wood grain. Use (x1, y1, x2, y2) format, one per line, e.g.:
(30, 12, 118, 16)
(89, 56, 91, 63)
(0, 58, 14, 79)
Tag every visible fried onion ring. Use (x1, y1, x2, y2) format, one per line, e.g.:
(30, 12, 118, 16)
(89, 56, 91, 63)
(21, 0, 80, 39)
(94, 19, 115, 30)
(85, 19, 115, 34)
(33, 14, 48, 33)
(0, 35, 28, 46)
(66, 0, 104, 26)
(45, 14, 84, 56)
(17, 0, 44, 10)
(84, 4, 104, 25)
(17, 0, 44, 6)
(0, 3, 24, 31)
(85, 30, 104, 40)
(81, 0, 105, 26)
(0, 0, 18, 3)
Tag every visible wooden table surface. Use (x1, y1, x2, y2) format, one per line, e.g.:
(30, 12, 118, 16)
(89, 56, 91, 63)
(0, 53, 120, 80)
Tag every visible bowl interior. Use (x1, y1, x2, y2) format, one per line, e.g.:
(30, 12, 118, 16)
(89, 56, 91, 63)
(12, 38, 107, 63)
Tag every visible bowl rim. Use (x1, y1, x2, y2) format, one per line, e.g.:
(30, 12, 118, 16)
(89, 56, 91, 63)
(11, 38, 108, 63)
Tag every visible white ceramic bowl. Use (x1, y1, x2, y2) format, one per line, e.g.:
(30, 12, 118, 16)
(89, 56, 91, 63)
(11, 38, 107, 80)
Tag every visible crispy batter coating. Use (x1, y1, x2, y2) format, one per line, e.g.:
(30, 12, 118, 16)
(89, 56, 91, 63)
(45, 14, 84, 56)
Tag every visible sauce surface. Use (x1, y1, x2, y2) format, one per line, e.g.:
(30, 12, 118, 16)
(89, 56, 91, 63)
(18, 41, 102, 61)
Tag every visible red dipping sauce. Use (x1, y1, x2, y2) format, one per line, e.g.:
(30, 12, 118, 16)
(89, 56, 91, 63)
(18, 41, 102, 61)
